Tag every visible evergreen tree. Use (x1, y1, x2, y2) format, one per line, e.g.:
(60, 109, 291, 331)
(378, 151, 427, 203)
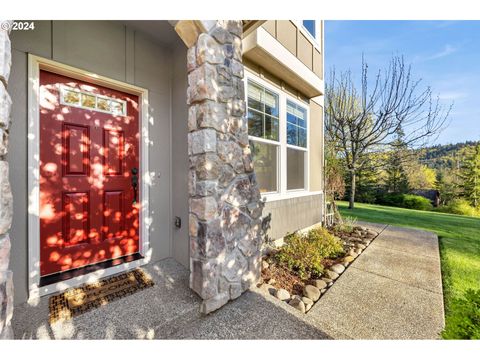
(384, 130, 410, 193)
(460, 144, 480, 208)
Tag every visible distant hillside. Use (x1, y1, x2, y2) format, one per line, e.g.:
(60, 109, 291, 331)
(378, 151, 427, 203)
(417, 140, 480, 170)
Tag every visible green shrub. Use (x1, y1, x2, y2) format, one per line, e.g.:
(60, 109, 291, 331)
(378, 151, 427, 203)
(377, 193, 433, 211)
(275, 227, 343, 279)
(436, 198, 480, 217)
(402, 194, 433, 211)
(334, 216, 357, 233)
(442, 289, 480, 339)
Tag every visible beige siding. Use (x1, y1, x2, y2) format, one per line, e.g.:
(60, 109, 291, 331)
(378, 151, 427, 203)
(309, 101, 324, 191)
(259, 20, 323, 80)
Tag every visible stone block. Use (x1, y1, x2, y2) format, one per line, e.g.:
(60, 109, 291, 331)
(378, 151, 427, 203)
(196, 218, 225, 258)
(187, 105, 198, 132)
(230, 59, 244, 78)
(187, 46, 197, 73)
(0, 81, 12, 129)
(0, 128, 8, 156)
(191, 153, 221, 181)
(0, 161, 12, 235)
(190, 196, 218, 221)
(0, 234, 10, 272)
(190, 258, 219, 299)
(196, 100, 228, 132)
(187, 63, 218, 104)
(196, 33, 224, 65)
(0, 31, 11, 85)
(223, 248, 248, 283)
(188, 129, 217, 155)
(229, 283, 243, 300)
(0, 270, 13, 338)
(217, 140, 244, 173)
(200, 291, 229, 314)
(211, 27, 233, 44)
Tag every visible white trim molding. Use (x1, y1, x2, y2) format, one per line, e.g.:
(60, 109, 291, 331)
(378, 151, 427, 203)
(27, 54, 151, 301)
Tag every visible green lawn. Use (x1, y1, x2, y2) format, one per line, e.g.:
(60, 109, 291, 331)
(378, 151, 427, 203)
(337, 201, 480, 314)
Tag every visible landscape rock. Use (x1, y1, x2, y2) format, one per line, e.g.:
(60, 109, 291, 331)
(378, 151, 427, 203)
(303, 285, 321, 301)
(275, 288, 290, 301)
(259, 283, 276, 296)
(331, 264, 345, 275)
(310, 279, 327, 289)
(325, 270, 339, 280)
(357, 244, 366, 250)
(261, 260, 269, 270)
(322, 277, 333, 284)
(343, 255, 355, 263)
(289, 297, 306, 313)
(302, 297, 314, 311)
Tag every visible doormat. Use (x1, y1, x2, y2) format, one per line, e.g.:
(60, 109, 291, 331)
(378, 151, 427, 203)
(49, 269, 154, 324)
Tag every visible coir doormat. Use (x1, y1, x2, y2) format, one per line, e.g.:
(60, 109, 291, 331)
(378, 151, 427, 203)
(49, 269, 154, 324)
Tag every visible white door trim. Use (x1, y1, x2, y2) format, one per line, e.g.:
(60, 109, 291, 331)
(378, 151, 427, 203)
(27, 54, 151, 301)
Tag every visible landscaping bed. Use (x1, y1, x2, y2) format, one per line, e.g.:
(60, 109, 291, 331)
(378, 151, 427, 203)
(258, 222, 379, 313)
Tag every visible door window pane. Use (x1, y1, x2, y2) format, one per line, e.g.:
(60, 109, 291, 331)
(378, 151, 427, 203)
(287, 148, 305, 190)
(250, 140, 278, 193)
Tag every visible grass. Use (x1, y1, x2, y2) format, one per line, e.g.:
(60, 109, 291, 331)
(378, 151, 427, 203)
(337, 201, 480, 319)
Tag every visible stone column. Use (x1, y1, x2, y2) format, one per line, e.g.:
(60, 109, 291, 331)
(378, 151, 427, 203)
(186, 21, 264, 314)
(0, 21, 13, 339)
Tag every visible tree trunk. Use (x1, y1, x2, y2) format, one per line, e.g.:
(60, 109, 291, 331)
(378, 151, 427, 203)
(349, 171, 356, 209)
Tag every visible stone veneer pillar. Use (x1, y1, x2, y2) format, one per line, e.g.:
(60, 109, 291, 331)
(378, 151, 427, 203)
(186, 20, 264, 314)
(0, 21, 13, 339)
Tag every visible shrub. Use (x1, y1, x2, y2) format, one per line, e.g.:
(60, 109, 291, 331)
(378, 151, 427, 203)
(442, 289, 480, 339)
(436, 198, 480, 217)
(275, 227, 343, 279)
(377, 193, 433, 211)
(402, 194, 433, 211)
(334, 216, 357, 233)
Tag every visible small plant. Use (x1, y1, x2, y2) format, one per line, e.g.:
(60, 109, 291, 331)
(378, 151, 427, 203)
(437, 198, 480, 217)
(377, 193, 433, 211)
(334, 216, 357, 233)
(274, 226, 343, 279)
(442, 289, 480, 339)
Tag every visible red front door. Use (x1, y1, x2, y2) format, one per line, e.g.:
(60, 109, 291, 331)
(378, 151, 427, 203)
(39, 70, 140, 276)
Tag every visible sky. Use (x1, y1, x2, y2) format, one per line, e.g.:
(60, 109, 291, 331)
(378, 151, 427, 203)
(325, 20, 480, 146)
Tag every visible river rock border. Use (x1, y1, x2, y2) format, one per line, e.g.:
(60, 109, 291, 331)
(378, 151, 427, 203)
(260, 226, 379, 313)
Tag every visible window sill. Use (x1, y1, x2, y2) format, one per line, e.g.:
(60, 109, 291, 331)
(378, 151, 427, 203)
(261, 190, 323, 204)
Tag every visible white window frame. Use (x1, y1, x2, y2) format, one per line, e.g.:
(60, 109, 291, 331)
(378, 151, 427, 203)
(27, 54, 151, 302)
(246, 78, 281, 195)
(60, 86, 127, 116)
(285, 97, 309, 192)
(245, 69, 315, 202)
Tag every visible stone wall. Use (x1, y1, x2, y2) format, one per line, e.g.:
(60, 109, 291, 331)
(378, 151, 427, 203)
(186, 21, 264, 314)
(0, 21, 13, 339)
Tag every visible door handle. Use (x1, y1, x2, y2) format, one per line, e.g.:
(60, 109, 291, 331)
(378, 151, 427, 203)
(131, 167, 138, 204)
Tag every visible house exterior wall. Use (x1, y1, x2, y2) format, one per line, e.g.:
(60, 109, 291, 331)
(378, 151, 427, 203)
(243, 20, 325, 242)
(9, 21, 186, 304)
(262, 20, 323, 79)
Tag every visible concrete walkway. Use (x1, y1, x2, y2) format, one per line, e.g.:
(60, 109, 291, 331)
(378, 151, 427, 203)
(307, 222, 445, 339)
(12, 222, 444, 339)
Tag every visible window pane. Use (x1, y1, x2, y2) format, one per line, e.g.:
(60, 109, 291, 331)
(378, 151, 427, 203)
(265, 116, 279, 141)
(287, 148, 305, 190)
(297, 107, 307, 127)
(248, 109, 264, 137)
(63, 90, 80, 105)
(287, 112, 297, 125)
(250, 140, 278, 193)
(303, 20, 316, 38)
(298, 128, 307, 148)
(287, 123, 297, 146)
(264, 89, 279, 117)
(97, 98, 110, 112)
(81, 93, 96, 108)
(248, 82, 263, 112)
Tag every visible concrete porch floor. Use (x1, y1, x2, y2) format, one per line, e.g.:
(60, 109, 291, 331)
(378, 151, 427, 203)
(12, 222, 444, 339)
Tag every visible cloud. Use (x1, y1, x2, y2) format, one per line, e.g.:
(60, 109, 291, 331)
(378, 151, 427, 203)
(438, 91, 468, 101)
(415, 44, 458, 62)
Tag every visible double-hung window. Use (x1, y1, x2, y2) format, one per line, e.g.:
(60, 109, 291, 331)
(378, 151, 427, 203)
(286, 100, 307, 190)
(246, 76, 310, 197)
(247, 80, 280, 193)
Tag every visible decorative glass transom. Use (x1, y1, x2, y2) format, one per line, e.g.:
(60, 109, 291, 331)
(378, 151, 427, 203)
(60, 86, 127, 116)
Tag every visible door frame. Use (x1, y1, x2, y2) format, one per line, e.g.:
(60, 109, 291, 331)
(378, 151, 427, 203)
(27, 54, 151, 301)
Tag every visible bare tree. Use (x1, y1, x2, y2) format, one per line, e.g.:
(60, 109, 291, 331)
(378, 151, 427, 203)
(325, 56, 451, 209)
